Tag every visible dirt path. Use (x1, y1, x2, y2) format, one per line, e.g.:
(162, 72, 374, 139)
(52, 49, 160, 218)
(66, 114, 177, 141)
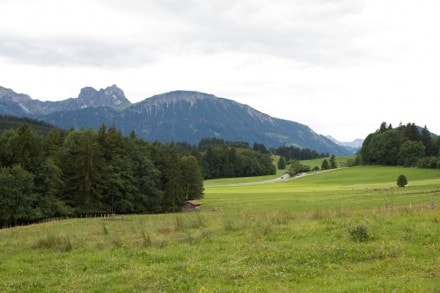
(208, 173, 299, 187)
(208, 168, 341, 187)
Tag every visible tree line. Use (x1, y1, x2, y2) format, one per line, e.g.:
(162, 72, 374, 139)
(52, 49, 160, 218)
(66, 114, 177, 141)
(0, 124, 204, 227)
(0, 116, 331, 226)
(0, 121, 282, 226)
(176, 138, 327, 179)
(275, 145, 327, 162)
(358, 122, 440, 167)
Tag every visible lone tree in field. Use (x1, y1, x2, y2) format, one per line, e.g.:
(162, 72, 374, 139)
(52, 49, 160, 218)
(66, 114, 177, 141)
(329, 155, 337, 169)
(277, 156, 286, 170)
(321, 158, 330, 170)
(397, 175, 408, 187)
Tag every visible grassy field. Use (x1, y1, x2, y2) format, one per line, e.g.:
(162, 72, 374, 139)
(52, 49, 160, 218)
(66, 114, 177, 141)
(300, 155, 355, 168)
(1, 166, 439, 291)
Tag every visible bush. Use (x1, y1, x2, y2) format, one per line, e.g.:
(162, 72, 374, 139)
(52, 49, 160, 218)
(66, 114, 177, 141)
(349, 225, 370, 242)
(288, 160, 311, 176)
(397, 175, 408, 187)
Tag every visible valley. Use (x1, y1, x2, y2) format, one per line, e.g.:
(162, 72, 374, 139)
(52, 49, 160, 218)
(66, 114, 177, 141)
(1, 165, 439, 291)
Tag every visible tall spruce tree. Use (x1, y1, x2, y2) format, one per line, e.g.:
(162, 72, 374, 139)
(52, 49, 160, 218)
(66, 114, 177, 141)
(329, 155, 337, 169)
(321, 158, 330, 170)
(98, 125, 137, 214)
(151, 143, 184, 212)
(420, 126, 436, 156)
(34, 158, 70, 217)
(180, 155, 204, 200)
(62, 129, 106, 213)
(127, 138, 163, 212)
(2, 124, 44, 172)
(277, 156, 286, 170)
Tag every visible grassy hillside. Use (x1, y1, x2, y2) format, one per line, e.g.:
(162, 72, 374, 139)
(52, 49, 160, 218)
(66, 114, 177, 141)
(205, 166, 440, 211)
(300, 155, 356, 169)
(0, 166, 439, 291)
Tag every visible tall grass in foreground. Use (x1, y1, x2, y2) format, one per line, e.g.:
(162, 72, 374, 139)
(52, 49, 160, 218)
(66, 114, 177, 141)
(1, 204, 438, 292)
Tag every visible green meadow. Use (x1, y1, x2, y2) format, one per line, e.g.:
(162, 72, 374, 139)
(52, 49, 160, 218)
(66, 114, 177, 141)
(1, 166, 439, 292)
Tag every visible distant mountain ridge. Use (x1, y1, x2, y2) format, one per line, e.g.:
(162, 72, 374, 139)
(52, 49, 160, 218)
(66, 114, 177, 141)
(0, 85, 130, 116)
(63, 85, 131, 110)
(0, 85, 351, 155)
(326, 135, 363, 154)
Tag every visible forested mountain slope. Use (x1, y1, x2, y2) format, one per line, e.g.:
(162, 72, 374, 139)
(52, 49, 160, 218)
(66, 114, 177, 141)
(0, 86, 350, 155)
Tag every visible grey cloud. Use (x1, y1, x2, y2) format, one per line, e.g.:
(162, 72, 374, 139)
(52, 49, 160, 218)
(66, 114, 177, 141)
(145, 0, 370, 66)
(0, 34, 160, 68)
(1, 0, 371, 68)
(171, 0, 369, 65)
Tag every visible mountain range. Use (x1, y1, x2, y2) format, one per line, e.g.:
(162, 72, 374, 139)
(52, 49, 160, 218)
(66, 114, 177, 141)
(326, 136, 363, 154)
(0, 85, 356, 155)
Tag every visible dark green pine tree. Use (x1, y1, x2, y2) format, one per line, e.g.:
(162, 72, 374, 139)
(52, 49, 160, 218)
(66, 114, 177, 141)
(0, 129, 16, 168)
(62, 129, 106, 213)
(225, 147, 237, 177)
(402, 123, 420, 141)
(151, 143, 184, 212)
(203, 146, 224, 179)
(321, 158, 330, 170)
(277, 156, 286, 170)
(162, 146, 184, 212)
(44, 128, 67, 160)
(329, 155, 337, 169)
(379, 121, 388, 132)
(98, 125, 137, 214)
(127, 138, 163, 213)
(180, 155, 204, 200)
(34, 158, 71, 217)
(10, 124, 44, 172)
(420, 126, 436, 156)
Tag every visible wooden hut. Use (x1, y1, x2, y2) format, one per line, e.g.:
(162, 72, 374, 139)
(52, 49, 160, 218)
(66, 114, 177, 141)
(182, 200, 202, 212)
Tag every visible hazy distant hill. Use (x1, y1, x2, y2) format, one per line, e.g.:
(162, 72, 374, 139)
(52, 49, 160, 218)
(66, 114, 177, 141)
(0, 85, 351, 155)
(326, 135, 363, 154)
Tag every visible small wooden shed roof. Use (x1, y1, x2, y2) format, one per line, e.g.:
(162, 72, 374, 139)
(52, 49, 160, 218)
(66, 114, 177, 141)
(183, 200, 202, 207)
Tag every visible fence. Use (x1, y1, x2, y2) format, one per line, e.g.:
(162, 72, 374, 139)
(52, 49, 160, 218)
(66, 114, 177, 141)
(1, 213, 124, 229)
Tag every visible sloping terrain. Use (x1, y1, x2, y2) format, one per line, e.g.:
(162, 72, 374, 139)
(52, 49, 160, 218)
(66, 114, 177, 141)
(0, 86, 350, 154)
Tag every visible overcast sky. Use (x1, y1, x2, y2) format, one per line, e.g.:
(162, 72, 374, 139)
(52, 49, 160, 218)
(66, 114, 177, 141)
(1, 0, 439, 141)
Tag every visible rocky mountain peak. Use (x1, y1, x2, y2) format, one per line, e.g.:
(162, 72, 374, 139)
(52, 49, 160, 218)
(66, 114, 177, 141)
(103, 84, 125, 97)
(77, 85, 130, 108)
(0, 86, 32, 103)
(78, 87, 98, 100)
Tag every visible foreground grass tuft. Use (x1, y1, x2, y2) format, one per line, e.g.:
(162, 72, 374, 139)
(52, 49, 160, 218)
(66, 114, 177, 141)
(349, 224, 370, 242)
(31, 234, 73, 252)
